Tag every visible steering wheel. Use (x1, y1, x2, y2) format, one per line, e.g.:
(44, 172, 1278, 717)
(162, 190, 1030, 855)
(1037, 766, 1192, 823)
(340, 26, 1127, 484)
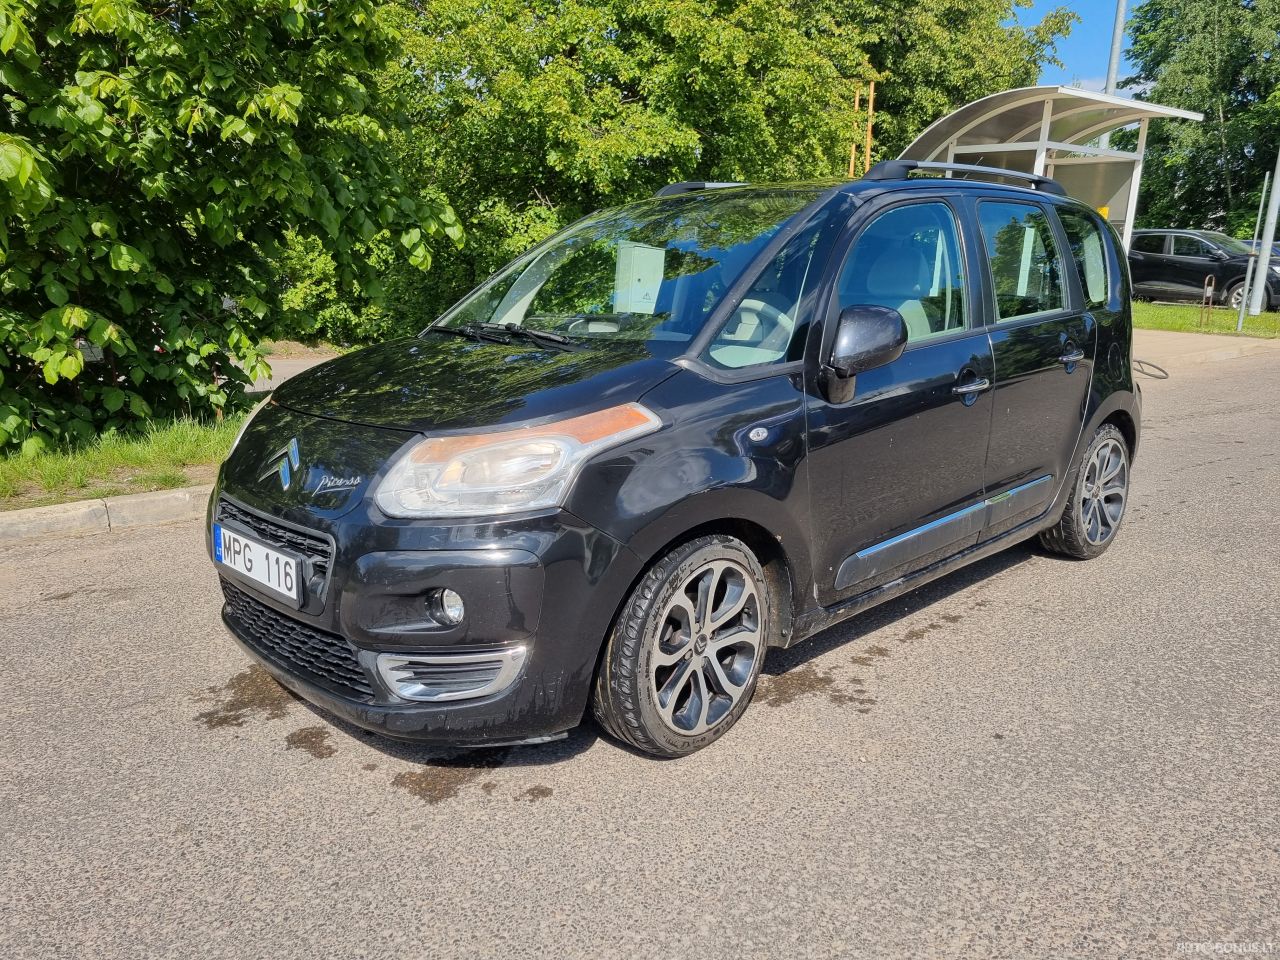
(728, 297, 794, 354)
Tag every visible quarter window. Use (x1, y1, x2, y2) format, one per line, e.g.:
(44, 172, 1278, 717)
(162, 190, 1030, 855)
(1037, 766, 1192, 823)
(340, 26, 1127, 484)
(835, 202, 967, 344)
(977, 201, 1065, 321)
(705, 208, 837, 369)
(1058, 209, 1111, 310)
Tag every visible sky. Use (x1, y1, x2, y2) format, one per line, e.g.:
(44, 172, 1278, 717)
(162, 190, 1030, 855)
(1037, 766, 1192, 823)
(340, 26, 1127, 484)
(1015, 0, 1135, 94)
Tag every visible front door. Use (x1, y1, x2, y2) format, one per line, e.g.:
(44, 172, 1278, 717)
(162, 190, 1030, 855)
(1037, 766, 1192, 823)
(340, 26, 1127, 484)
(804, 198, 994, 605)
(975, 199, 1097, 538)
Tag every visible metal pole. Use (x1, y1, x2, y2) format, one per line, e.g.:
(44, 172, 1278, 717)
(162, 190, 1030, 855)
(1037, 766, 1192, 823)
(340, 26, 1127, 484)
(1239, 171, 1269, 331)
(864, 81, 876, 172)
(1248, 148, 1280, 316)
(1100, 0, 1128, 150)
(847, 89, 861, 178)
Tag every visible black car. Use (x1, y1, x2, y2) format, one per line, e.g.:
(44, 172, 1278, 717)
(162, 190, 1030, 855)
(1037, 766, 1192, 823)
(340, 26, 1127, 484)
(209, 160, 1141, 757)
(1129, 228, 1279, 310)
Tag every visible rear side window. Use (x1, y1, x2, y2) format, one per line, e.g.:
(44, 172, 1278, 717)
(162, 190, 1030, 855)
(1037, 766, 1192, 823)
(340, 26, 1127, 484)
(1058, 209, 1111, 310)
(977, 201, 1065, 321)
(1131, 234, 1166, 254)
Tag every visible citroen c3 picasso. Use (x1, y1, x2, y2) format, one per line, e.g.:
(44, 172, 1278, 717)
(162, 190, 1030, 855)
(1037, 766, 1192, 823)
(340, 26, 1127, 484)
(209, 160, 1140, 757)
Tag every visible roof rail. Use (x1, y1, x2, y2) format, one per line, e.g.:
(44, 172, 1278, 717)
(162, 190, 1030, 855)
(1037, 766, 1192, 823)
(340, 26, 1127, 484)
(654, 181, 745, 198)
(862, 159, 1067, 197)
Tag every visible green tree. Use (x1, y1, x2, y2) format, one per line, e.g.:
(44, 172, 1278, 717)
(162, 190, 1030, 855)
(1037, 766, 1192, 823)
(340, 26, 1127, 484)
(0, 0, 458, 453)
(1125, 0, 1280, 233)
(282, 0, 1074, 341)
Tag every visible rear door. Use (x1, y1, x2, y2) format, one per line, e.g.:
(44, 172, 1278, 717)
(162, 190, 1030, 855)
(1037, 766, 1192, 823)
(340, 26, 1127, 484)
(804, 196, 995, 604)
(1128, 233, 1171, 298)
(976, 198, 1097, 537)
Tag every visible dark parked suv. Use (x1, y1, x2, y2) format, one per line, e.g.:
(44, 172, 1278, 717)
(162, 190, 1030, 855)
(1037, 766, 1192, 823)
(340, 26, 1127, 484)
(1129, 228, 1279, 310)
(209, 160, 1141, 757)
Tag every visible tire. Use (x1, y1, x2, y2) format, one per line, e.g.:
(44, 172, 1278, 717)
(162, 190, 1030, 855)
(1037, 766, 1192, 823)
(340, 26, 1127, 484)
(592, 535, 771, 757)
(1039, 423, 1131, 560)
(1227, 281, 1246, 311)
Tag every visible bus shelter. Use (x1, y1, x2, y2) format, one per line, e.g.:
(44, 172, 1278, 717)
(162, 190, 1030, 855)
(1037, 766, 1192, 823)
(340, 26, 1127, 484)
(897, 86, 1202, 247)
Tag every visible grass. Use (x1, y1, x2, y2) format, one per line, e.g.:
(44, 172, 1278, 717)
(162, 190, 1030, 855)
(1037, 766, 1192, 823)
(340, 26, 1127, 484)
(0, 414, 246, 512)
(1132, 300, 1280, 339)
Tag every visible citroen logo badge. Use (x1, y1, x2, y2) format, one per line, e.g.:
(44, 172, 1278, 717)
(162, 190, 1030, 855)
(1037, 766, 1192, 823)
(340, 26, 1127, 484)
(261, 438, 301, 491)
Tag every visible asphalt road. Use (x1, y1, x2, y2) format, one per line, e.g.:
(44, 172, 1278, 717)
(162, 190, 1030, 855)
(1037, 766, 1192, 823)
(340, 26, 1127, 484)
(2, 350, 1278, 959)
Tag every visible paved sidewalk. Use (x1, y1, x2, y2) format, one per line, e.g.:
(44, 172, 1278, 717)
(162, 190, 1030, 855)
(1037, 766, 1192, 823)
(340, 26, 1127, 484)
(1134, 327, 1280, 367)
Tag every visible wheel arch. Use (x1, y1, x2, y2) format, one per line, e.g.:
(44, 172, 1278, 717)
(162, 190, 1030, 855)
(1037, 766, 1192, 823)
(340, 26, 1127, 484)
(617, 493, 813, 652)
(1101, 407, 1139, 460)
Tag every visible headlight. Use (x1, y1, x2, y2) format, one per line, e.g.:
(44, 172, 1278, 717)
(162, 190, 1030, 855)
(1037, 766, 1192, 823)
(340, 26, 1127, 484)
(1270, 263, 1280, 275)
(230, 394, 272, 454)
(375, 402, 662, 518)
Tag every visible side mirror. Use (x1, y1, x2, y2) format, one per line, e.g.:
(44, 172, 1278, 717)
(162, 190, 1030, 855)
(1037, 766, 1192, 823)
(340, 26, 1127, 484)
(826, 305, 909, 379)
(1212, 249, 1230, 261)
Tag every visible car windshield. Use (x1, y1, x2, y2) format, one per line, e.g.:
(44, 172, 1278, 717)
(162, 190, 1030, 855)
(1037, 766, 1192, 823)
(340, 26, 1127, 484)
(428, 187, 827, 357)
(1205, 232, 1252, 256)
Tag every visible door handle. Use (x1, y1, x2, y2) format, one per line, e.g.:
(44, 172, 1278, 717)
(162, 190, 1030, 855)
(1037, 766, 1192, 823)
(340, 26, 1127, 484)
(1059, 348, 1086, 365)
(951, 378, 991, 396)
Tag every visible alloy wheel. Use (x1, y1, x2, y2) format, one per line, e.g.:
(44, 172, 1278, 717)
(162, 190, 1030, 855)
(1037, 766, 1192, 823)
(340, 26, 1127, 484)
(649, 559, 764, 735)
(1079, 437, 1128, 546)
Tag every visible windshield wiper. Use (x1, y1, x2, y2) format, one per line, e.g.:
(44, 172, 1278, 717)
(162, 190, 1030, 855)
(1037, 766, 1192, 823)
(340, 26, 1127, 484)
(423, 324, 510, 344)
(479, 323, 583, 352)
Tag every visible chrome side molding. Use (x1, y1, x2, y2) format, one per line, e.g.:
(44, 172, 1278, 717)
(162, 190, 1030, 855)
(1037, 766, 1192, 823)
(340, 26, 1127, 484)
(835, 475, 1052, 590)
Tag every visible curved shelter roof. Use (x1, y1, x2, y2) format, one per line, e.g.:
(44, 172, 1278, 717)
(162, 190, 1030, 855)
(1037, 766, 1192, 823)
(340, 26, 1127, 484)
(900, 85, 1202, 162)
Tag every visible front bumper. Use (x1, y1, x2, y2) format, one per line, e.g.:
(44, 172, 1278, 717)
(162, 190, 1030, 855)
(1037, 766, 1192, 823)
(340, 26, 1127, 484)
(209, 488, 641, 746)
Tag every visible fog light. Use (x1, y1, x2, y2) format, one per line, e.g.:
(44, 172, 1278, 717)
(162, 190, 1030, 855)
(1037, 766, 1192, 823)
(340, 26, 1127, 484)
(429, 588, 465, 626)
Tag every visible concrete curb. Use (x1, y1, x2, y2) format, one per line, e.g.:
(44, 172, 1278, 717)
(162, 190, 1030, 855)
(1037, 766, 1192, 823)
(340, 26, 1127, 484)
(0, 484, 212, 546)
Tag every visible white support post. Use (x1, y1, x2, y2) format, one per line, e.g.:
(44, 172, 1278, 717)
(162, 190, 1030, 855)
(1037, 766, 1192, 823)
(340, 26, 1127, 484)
(1121, 118, 1148, 250)
(944, 141, 955, 177)
(1033, 100, 1053, 176)
(1248, 146, 1280, 316)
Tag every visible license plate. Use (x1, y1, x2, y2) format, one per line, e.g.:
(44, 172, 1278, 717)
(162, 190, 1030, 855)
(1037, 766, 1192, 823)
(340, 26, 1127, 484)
(213, 523, 301, 605)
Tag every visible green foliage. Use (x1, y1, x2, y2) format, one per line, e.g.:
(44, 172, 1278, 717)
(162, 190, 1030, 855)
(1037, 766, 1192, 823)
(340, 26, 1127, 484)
(1125, 0, 1280, 233)
(0, 0, 457, 452)
(281, 0, 1075, 340)
(0, 413, 246, 508)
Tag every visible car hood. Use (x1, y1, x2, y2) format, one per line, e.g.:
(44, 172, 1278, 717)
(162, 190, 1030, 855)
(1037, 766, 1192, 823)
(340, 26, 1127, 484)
(270, 335, 680, 434)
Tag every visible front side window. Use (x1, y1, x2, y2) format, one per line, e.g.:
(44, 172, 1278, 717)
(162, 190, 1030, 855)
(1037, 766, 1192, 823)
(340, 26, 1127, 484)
(1058, 209, 1111, 310)
(1132, 234, 1166, 254)
(977, 201, 1065, 321)
(835, 202, 967, 344)
(1172, 235, 1213, 257)
(431, 188, 825, 359)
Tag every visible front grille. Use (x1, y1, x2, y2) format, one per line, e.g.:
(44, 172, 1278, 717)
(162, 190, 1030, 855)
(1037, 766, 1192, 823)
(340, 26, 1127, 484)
(216, 498, 332, 579)
(221, 578, 374, 702)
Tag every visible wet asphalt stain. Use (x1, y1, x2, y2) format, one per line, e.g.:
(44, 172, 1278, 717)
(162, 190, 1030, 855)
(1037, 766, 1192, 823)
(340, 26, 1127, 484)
(285, 725, 337, 759)
(362, 763, 378, 772)
(520, 786, 553, 802)
(480, 782, 497, 795)
(758, 663, 837, 707)
(391, 751, 510, 805)
(194, 665, 294, 729)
